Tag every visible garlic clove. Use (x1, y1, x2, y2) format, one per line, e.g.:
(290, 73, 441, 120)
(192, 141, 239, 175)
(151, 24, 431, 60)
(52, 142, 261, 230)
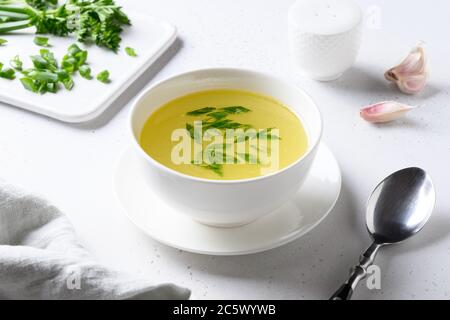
(397, 74, 428, 95)
(385, 44, 428, 94)
(360, 101, 416, 123)
(395, 46, 426, 74)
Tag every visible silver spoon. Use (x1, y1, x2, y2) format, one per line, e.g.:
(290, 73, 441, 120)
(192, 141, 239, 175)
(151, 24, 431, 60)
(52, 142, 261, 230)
(330, 167, 435, 300)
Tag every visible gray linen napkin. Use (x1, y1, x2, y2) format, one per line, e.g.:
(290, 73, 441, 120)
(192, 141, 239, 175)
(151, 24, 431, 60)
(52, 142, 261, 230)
(0, 180, 191, 300)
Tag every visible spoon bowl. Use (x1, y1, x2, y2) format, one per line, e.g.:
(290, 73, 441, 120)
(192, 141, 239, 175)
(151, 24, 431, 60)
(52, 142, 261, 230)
(367, 167, 435, 245)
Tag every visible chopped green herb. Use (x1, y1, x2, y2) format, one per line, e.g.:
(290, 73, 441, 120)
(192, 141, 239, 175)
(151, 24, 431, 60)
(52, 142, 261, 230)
(56, 69, 70, 81)
(67, 43, 82, 56)
(96, 70, 110, 83)
(184, 105, 281, 176)
(0, 38, 7, 45)
(192, 161, 224, 177)
(20, 77, 37, 92)
(62, 77, 74, 90)
(0, 67, 15, 79)
(125, 47, 137, 57)
(204, 119, 231, 128)
(79, 65, 92, 80)
(76, 51, 87, 66)
(61, 57, 76, 74)
(237, 153, 259, 165)
(256, 129, 281, 140)
(186, 123, 203, 143)
(39, 49, 58, 69)
(204, 119, 246, 130)
(14, 43, 91, 94)
(30, 55, 52, 70)
(187, 106, 252, 130)
(34, 36, 50, 47)
(208, 111, 228, 120)
(186, 123, 195, 140)
(62, 44, 88, 73)
(46, 81, 57, 93)
(187, 107, 216, 116)
(221, 106, 250, 114)
(27, 70, 59, 83)
(207, 164, 223, 176)
(9, 55, 22, 70)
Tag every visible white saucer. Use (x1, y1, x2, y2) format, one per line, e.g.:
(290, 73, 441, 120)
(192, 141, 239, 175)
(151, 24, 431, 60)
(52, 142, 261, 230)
(113, 143, 341, 256)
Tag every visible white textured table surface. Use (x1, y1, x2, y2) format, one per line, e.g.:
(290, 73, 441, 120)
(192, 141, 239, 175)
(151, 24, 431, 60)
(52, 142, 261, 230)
(1, 0, 449, 300)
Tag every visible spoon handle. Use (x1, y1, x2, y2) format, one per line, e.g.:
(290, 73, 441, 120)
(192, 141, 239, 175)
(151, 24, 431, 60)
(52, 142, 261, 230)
(330, 242, 382, 300)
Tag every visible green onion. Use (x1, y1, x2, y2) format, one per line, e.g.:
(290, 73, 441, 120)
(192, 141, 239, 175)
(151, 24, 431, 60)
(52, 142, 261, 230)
(184, 105, 281, 176)
(20, 77, 37, 92)
(125, 47, 137, 57)
(9, 55, 22, 70)
(62, 77, 74, 90)
(96, 70, 110, 83)
(13, 43, 93, 94)
(0, 67, 15, 79)
(221, 106, 250, 114)
(30, 54, 51, 69)
(79, 64, 92, 80)
(187, 107, 216, 116)
(33, 36, 50, 47)
(27, 70, 58, 82)
(192, 162, 224, 177)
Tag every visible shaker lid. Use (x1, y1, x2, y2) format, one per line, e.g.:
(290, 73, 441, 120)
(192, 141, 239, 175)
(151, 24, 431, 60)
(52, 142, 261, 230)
(289, 0, 362, 35)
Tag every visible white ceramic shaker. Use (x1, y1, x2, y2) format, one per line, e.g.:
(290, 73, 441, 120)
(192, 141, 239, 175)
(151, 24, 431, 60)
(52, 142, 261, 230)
(288, 0, 363, 81)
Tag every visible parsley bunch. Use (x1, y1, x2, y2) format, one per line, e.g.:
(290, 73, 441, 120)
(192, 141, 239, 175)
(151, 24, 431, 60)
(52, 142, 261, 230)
(0, 0, 130, 52)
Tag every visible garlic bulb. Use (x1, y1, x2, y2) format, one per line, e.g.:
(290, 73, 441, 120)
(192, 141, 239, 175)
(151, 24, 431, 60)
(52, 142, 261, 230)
(385, 44, 428, 94)
(360, 101, 416, 123)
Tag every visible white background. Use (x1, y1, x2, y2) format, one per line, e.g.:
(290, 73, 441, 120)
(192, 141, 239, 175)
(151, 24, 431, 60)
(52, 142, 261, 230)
(1, 0, 449, 299)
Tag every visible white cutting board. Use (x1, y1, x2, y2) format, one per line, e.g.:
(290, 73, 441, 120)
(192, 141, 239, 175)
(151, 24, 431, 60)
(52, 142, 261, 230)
(0, 12, 177, 123)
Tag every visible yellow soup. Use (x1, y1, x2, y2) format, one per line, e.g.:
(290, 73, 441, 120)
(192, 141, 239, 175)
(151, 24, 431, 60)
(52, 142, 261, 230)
(140, 89, 308, 180)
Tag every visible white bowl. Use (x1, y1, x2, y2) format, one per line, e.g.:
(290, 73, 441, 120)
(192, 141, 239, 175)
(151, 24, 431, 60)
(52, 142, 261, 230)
(129, 68, 323, 227)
